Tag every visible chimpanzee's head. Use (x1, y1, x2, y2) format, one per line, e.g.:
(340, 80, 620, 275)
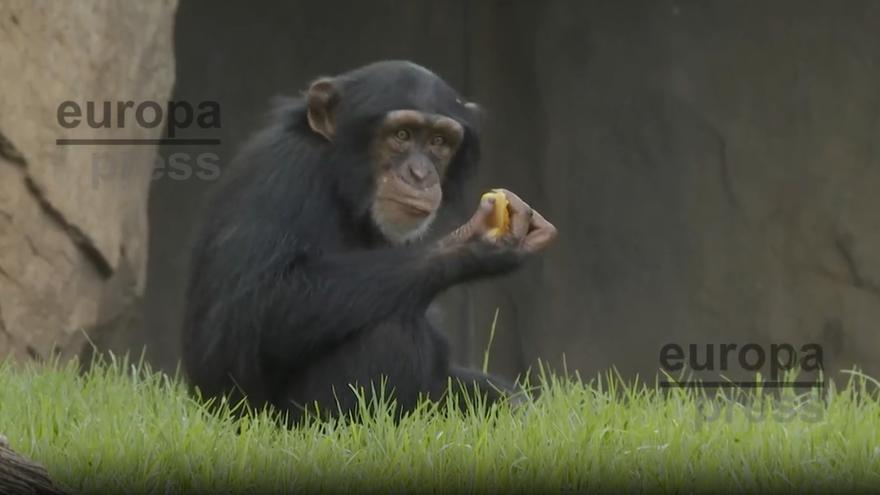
(304, 60, 481, 243)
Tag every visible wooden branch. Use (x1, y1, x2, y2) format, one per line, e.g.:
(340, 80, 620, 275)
(0, 435, 66, 495)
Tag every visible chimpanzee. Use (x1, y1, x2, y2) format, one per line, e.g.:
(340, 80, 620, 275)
(181, 60, 557, 423)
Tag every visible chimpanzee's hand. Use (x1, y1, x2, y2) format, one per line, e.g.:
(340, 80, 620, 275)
(491, 189, 557, 254)
(439, 195, 497, 247)
(440, 189, 557, 254)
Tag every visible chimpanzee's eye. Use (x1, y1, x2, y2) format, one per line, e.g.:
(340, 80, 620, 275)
(431, 135, 446, 146)
(395, 129, 410, 141)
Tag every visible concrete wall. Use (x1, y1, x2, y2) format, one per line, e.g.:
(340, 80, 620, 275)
(145, 0, 880, 382)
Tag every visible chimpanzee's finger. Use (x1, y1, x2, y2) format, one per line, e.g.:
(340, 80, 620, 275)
(472, 196, 497, 228)
(523, 209, 558, 253)
(497, 189, 532, 243)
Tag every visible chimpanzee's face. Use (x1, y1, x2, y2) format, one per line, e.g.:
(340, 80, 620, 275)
(368, 110, 465, 243)
(303, 61, 479, 244)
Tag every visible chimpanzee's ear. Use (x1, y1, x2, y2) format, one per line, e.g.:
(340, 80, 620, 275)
(306, 77, 340, 141)
(463, 101, 484, 133)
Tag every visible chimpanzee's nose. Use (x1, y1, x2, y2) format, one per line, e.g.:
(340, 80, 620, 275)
(410, 163, 428, 180)
(405, 159, 436, 188)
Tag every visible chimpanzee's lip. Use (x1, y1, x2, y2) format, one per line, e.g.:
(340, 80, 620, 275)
(379, 197, 435, 216)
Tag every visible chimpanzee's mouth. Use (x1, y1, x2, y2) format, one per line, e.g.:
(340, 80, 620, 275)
(381, 197, 434, 216)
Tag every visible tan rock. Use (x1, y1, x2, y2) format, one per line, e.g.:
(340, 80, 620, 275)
(0, 1, 177, 361)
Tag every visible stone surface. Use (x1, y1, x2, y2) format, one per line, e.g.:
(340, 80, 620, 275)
(0, 1, 177, 361)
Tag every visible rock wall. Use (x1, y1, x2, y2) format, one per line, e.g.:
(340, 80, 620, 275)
(3, 0, 873, 383)
(0, 1, 177, 361)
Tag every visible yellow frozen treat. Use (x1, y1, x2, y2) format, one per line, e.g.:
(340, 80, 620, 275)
(480, 189, 510, 239)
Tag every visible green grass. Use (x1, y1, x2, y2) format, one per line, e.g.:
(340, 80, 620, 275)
(1, 356, 879, 494)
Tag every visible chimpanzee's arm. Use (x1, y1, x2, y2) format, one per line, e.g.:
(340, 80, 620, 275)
(259, 241, 523, 367)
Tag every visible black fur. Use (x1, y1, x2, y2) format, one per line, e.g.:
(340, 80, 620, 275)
(182, 61, 522, 423)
